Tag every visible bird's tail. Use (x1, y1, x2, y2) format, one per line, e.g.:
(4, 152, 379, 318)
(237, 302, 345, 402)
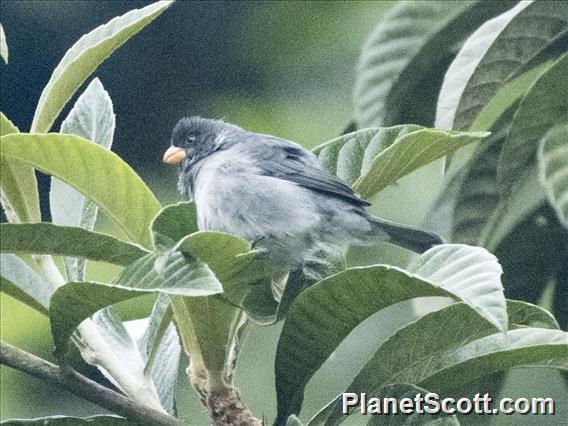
(367, 216, 444, 253)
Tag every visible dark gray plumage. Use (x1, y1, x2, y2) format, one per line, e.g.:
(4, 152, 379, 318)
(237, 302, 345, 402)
(164, 116, 443, 276)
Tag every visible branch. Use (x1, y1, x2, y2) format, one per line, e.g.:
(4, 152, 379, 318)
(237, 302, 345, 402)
(0, 341, 183, 425)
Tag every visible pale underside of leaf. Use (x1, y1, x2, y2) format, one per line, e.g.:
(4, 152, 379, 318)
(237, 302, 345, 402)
(408, 244, 507, 332)
(0, 253, 55, 314)
(0, 23, 8, 64)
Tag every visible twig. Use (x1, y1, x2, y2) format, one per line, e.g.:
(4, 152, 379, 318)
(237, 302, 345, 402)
(0, 341, 183, 425)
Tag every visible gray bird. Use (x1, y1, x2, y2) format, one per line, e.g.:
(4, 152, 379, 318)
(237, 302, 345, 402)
(163, 117, 442, 280)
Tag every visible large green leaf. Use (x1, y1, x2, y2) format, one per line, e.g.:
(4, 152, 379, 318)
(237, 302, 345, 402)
(50, 78, 116, 281)
(0, 113, 40, 224)
(175, 231, 269, 289)
(421, 328, 568, 393)
(171, 294, 240, 375)
(0, 223, 147, 266)
(436, 1, 568, 131)
(497, 55, 568, 198)
(507, 300, 560, 330)
(0, 254, 53, 315)
(275, 244, 507, 422)
(408, 245, 506, 331)
(30, 1, 173, 133)
(0, 23, 8, 64)
(353, 0, 516, 128)
(312, 127, 487, 199)
(0, 133, 161, 248)
(151, 202, 198, 249)
(353, 130, 487, 198)
(432, 101, 546, 251)
(538, 124, 568, 228)
(50, 251, 222, 358)
(171, 231, 270, 372)
(449, 102, 518, 245)
(315, 302, 565, 425)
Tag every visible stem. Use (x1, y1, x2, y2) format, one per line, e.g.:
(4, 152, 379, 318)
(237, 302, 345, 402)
(0, 341, 182, 425)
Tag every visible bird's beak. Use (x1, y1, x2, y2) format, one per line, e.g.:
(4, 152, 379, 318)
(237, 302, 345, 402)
(163, 146, 187, 165)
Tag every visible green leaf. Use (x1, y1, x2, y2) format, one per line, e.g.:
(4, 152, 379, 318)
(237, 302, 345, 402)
(0, 414, 128, 424)
(353, 129, 488, 199)
(171, 294, 240, 374)
(0, 113, 41, 224)
(420, 328, 568, 393)
(50, 78, 116, 281)
(50, 251, 222, 358)
(171, 231, 270, 372)
(0, 223, 147, 266)
(436, 1, 568, 131)
(312, 127, 487, 199)
(409, 244, 507, 332)
(175, 231, 273, 321)
(436, 100, 546, 251)
(497, 54, 568, 198)
(450, 103, 518, 245)
(51, 78, 115, 227)
(538, 124, 568, 228)
(275, 244, 506, 422)
(30, 0, 174, 133)
(0, 23, 8, 64)
(0, 254, 55, 315)
(316, 303, 565, 425)
(0, 133, 161, 248)
(151, 202, 198, 249)
(275, 267, 453, 423)
(365, 384, 460, 426)
(314, 126, 420, 186)
(353, 0, 516, 128)
(507, 300, 560, 329)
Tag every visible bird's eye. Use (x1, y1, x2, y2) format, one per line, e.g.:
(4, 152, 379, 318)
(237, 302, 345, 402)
(185, 136, 196, 145)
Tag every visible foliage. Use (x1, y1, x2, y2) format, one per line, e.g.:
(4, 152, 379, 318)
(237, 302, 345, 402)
(1, 1, 567, 425)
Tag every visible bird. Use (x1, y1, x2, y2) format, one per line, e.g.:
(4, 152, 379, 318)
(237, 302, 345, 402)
(163, 116, 443, 282)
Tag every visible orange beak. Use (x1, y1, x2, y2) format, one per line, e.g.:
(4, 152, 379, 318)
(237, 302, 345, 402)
(162, 146, 187, 165)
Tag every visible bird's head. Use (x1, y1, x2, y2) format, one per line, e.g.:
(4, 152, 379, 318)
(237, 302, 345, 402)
(163, 116, 227, 168)
(163, 116, 237, 197)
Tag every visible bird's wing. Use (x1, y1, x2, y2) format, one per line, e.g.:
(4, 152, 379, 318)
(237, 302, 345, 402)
(250, 134, 370, 207)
